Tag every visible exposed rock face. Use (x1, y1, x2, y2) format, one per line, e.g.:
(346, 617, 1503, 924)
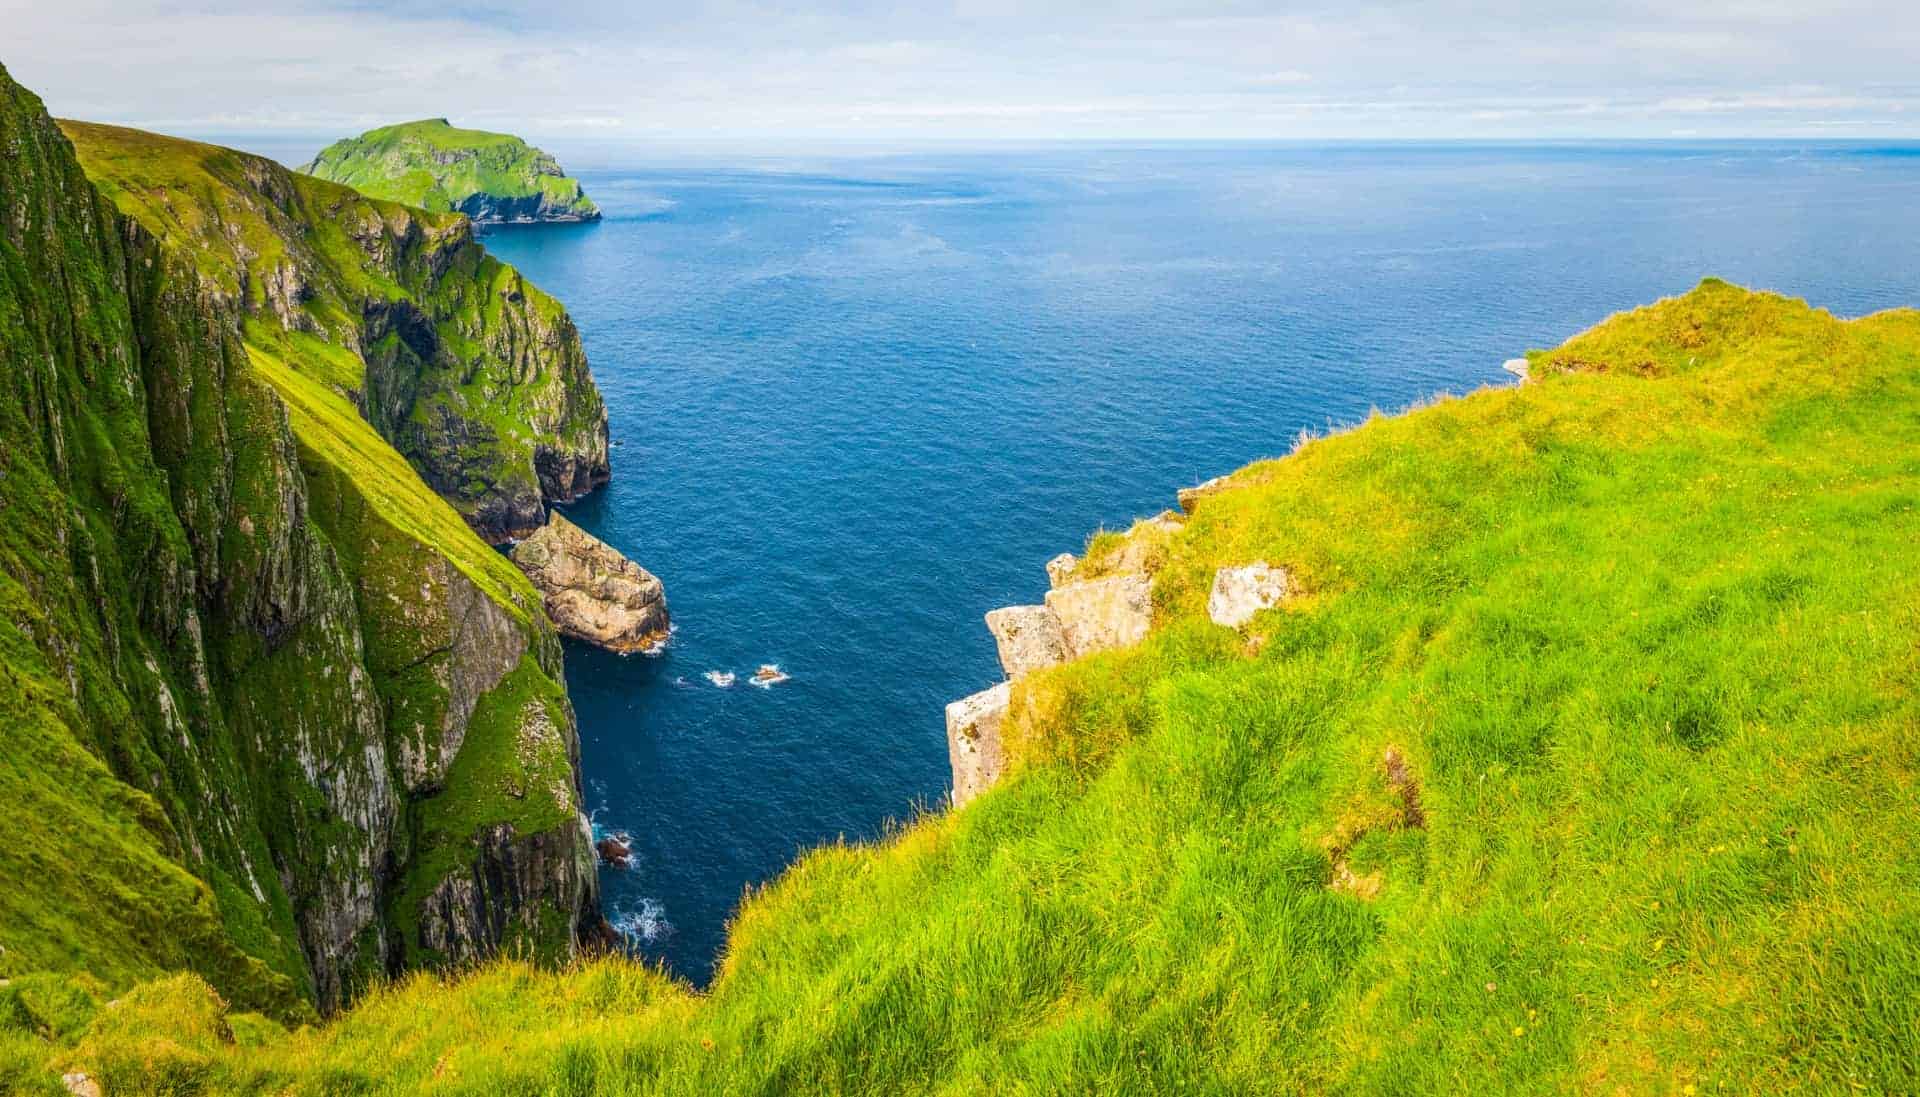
(984, 605, 1070, 680)
(946, 683, 1011, 808)
(1045, 553, 1078, 587)
(1207, 563, 1295, 629)
(1045, 574, 1154, 659)
(1503, 357, 1532, 383)
(1177, 475, 1230, 514)
(419, 814, 600, 966)
(510, 513, 670, 654)
(0, 69, 602, 1020)
(947, 550, 1161, 806)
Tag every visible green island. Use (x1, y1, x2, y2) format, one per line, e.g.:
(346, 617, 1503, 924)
(300, 119, 601, 224)
(4, 67, 1919, 1097)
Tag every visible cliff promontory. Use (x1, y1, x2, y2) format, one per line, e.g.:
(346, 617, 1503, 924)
(511, 512, 670, 653)
(300, 119, 601, 224)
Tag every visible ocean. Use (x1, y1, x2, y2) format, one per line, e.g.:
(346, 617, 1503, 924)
(466, 142, 1920, 982)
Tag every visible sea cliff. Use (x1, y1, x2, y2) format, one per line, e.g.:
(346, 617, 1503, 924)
(0, 64, 607, 1017)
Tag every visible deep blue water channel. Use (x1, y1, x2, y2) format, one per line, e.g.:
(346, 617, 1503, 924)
(472, 143, 1920, 982)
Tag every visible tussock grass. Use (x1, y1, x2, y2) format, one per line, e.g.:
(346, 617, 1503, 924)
(24, 282, 1920, 1093)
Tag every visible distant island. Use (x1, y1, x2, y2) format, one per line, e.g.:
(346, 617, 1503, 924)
(300, 118, 601, 223)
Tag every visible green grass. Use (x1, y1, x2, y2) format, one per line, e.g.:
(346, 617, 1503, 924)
(300, 119, 598, 219)
(19, 280, 1919, 1093)
(245, 344, 537, 618)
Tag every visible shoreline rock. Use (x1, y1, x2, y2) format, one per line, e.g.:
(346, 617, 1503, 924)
(510, 513, 670, 653)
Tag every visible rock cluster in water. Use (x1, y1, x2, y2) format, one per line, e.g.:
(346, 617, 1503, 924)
(511, 513, 670, 654)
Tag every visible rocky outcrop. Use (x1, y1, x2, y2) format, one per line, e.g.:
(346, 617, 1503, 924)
(1045, 553, 1078, 587)
(510, 513, 670, 654)
(984, 605, 1070, 680)
(1177, 475, 1230, 514)
(1207, 563, 1295, 629)
(946, 525, 1165, 806)
(946, 684, 1011, 808)
(1045, 574, 1154, 659)
(1503, 357, 1532, 383)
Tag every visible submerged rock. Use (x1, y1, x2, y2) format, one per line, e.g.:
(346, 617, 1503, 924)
(1206, 563, 1295, 629)
(596, 833, 633, 870)
(510, 513, 669, 653)
(947, 682, 1011, 808)
(1045, 574, 1154, 658)
(984, 605, 1071, 680)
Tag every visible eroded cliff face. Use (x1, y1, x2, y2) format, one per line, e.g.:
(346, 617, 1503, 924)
(0, 67, 603, 1017)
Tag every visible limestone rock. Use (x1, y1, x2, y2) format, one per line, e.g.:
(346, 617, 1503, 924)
(1503, 357, 1531, 383)
(985, 605, 1071, 680)
(1045, 552, 1078, 587)
(511, 513, 669, 653)
(62, 1073, 102, 1097)
(947, 682, 1011, 808)
(1107, 512, 1183, 575)
(1045, 574, 1154, 658)
(1207, 563, 1295, 629)
(1177, 475, 1230, 514)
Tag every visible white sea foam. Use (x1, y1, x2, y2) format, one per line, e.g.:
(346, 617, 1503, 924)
(704, 670, 737, 688)
(613, 898, 672, 945)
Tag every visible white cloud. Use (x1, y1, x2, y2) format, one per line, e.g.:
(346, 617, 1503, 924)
(1, 0, 1917, 140)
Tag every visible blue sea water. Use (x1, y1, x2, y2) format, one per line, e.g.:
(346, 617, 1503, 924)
(476, 142, 1920, 983)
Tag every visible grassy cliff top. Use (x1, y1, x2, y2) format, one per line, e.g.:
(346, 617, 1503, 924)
(354, 118, 527, 151)
(299, 119, 599, 220)
(18, 280, 1920, 1093)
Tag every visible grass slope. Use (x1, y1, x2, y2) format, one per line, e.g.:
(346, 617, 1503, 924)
(24, 280, 1920, 1094)
(300, 119, 599, 220)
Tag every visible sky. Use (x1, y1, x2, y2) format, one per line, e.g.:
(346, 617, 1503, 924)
(4, 0, 1920, 145)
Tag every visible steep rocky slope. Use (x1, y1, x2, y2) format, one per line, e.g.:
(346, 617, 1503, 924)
(301, 119, 601, 225)
(0, 65, 604, 1019)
